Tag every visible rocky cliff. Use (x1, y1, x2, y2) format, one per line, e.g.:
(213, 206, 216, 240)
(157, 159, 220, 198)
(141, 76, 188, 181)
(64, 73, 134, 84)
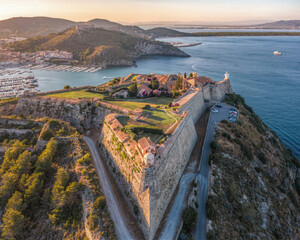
(207, 94, 300, 240)
(13, 97, 113, 130)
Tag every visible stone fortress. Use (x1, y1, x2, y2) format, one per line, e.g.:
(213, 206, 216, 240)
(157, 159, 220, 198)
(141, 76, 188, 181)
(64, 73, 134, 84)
(13, 72, 232, 239)
(98, 73, 232, 239)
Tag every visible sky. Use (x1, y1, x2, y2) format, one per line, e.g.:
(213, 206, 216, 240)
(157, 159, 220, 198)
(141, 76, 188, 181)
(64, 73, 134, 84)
(0, 0, 299, 23)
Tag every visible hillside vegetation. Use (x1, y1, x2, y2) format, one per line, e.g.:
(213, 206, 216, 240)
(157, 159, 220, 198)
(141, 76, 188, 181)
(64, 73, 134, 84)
(207, 94, 300, 240)
(8, 27, 188, 67)
(0, 118, 116, 239)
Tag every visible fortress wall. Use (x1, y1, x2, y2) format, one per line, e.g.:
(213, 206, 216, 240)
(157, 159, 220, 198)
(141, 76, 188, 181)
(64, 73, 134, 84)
(211, 78, 233, 101)
(99, 123, 150, 236)
(178, 89, 206, 123)
(148, 114, 197, 239)
(203, 84, 212, 102)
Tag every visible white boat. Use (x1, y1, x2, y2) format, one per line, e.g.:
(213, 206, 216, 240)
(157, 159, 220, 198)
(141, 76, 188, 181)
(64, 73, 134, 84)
(274, 51, 282, 55)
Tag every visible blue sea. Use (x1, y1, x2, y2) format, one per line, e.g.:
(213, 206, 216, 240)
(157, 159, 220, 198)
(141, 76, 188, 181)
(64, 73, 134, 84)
(33, 36, 300, 158)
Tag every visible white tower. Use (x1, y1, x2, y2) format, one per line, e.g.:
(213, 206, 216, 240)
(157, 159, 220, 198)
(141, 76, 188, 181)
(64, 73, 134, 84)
(224, 72, 230, 80)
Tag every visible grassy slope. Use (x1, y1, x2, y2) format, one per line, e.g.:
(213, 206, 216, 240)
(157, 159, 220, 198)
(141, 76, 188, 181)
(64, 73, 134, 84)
(47, 90, 108, 99)
(206, 94, 299, 240)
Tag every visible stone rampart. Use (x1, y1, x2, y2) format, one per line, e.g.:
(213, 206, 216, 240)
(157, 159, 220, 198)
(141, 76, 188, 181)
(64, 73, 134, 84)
(177, 89, 206, 123)
(99, 123, 150, 237)
(211, 78, 232, 101)
(148, 113, 197, 239)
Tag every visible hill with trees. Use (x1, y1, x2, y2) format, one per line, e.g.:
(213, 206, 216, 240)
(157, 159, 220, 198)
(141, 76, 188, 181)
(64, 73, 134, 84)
(0, 16, 188, 38)
(0, 117, 116, 239)
(8, 27, 189, 67)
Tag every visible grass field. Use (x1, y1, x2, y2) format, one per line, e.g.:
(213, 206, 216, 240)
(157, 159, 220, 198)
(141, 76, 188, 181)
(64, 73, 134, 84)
(103, 96, 173, 110)
(47, 90, 108, 99)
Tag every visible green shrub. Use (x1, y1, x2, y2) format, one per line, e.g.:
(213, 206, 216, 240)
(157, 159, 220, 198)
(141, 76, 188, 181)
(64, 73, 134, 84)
(87, 212, 99, 231)
(258, 152, 267, 164)
(182, 207, 197, 234)
(210, 141, 218, 152)
(40, 129, 53, 140)
(206, 197, 217, 221)
(133, 204, 139, 216)
(93, 196, 106, 214)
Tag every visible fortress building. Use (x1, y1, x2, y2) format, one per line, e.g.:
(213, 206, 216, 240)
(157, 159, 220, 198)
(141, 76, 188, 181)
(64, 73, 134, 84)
(99, 74, 232, 239)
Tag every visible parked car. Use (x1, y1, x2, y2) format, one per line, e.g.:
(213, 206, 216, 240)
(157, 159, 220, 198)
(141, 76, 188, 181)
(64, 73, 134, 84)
(230, 110, 238, 115)
(229, 117, 236, 123)
(215, 103, 222, 108)
(230, 112, 238, 117)
(230, 108, 237, 112)
(211, 108, 219, 113)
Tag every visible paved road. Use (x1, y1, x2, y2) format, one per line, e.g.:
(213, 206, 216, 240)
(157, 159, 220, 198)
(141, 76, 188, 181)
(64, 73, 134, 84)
(84, 136, 133, 240)
(159, 173, 195, 240)
(195, 104, 233, 240)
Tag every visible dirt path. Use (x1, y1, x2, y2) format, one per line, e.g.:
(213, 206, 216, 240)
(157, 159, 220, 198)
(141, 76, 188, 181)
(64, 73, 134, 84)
(84, 134, 145, 240)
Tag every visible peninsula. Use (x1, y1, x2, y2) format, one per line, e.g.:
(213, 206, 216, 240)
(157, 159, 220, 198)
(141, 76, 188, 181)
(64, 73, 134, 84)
(0, 71, 299, 240)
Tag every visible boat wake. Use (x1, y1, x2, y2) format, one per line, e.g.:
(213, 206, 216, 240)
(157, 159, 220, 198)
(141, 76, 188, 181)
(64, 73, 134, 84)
(192, 64, 199, 70)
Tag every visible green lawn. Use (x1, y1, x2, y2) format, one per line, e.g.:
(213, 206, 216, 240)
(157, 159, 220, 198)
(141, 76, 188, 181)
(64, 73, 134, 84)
(142, 109, 175, 128)
(103, 96, 173, 110)
(47, 90, 108, 99)
(116, 116, 129, 127)
(136, 132, 162, 143)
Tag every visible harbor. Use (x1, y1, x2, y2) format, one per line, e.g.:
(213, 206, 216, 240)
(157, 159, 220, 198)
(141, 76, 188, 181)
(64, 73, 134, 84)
(21, 64, 102, 73)
(0, 69, 39, 99)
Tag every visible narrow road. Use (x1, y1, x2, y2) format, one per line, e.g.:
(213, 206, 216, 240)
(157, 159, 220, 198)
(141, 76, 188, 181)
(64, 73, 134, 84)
(84, 136, 134, 240)
(159, 173, 195, 240)
(195, 104, 233, 240)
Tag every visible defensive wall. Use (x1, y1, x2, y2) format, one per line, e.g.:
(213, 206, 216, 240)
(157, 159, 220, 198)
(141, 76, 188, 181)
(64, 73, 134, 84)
(148, 112, 197, 239)
(98, 111, 197, 239)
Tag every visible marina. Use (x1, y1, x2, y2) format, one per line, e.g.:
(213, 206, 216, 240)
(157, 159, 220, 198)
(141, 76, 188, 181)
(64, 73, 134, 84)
(0, 69, 39, 99)
(21, 64, 102, 73)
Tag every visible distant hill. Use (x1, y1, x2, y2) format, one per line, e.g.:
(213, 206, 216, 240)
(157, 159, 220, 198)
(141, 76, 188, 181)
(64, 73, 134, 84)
(145, 27, 189, 38)
(87, 18, 122, 28)
(0, 17, 76, 37)
(0, 16, 189, 38)
(8, 27, 189, 67)
(254, 20, 300, 29)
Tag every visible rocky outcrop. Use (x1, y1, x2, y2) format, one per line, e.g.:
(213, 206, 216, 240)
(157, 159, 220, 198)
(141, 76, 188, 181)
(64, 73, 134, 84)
(134, 41, 190, 58)
(207, 94, 300, 240)
(13, 97, 112, 130)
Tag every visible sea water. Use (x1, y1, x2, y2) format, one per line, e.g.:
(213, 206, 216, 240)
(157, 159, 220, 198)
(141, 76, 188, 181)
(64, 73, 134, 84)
(33, 36, 300, 158)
